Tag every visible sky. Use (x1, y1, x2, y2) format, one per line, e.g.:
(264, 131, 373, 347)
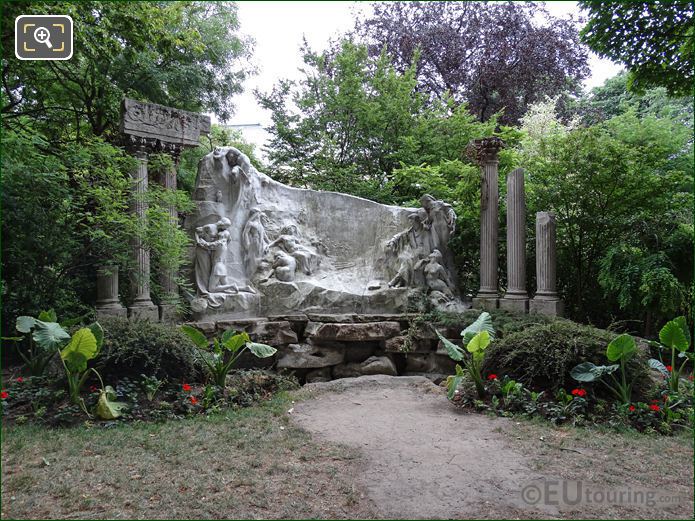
(226, 1, 624, 146)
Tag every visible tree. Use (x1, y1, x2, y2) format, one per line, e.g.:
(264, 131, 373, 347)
(257, 41, 426, 200)
(579, 1, 694, 95)
(517, 99, 693, 332)
(354, 1, 589, 124)
(1, 2, 253, 331)
(2, 1, 253, 139)
(575, 71, 694, 126)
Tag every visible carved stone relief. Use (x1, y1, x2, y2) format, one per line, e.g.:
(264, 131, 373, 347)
(185, 147, 466, 318)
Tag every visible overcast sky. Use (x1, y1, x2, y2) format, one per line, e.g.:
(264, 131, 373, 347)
(228, 1, 624, 130)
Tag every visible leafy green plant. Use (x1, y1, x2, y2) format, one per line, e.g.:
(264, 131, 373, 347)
(3, 310, 71, 376)
(647, 316, 693, 394)
(58, 323, 104, 408)
(438, 312, 495, 399)
(571, 333, 638, 404)
(87, 370, 128, 421)
(180, 326, 277, 387)
(139, 374, 166, 402)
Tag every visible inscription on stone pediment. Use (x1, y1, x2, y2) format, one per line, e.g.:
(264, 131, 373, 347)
(121, 98, 211, 147)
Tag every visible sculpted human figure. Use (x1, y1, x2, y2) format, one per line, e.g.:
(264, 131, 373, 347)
(268, 224, 320, 275)
(205, 218, 238, 294)
(242, 208, 269, 276)
(271, 251, 297, 282)
(194, 223, 217, 294)
(420, 194, 456, 251)
(387, 212, 432, 255)
(420, 249, 454, 298)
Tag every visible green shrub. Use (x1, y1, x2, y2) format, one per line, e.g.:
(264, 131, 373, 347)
(482, 320, 651, 397)
(419, 308, 554, 338)
(98, 318, 202, 381)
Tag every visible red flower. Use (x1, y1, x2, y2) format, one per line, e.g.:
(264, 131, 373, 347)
(665, 365, 672, 372)
(571, 388, 587, 397)
(182, 383, 192, 392)
(628, 405, 636, 412)
(649, 404, 660, 412)
(487, 374, 497, 380)
(89, 385, 98, 392)
(189, 396, 198, 405)
(689, 375, 694, 381)
(0, 391, 8, 400)
(16, 377, 24, 383)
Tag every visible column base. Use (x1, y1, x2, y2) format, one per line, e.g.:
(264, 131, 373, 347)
(128, 303, 159, 321)
(158, 304, 179, 323)
(499, 298, 529, 314)
(529, 298, 564, 317)
(472, 296, 499, 311)
(96, 306, 127, 320)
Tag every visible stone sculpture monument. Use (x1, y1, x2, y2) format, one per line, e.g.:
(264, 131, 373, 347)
(185, 147, 465, 318)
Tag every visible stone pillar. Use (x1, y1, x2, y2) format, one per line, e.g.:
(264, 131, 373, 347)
(469, 137, 504, 311)
(128, 147, 159, 320)
(158, 154, 180, 323)
(530, 211, 564, 316)
(500, 168, 529, 313)
(95, 266, 126, 319)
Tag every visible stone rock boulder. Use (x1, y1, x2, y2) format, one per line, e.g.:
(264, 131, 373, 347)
(305, 321, 402, 342)
(216, 319, 298, 346)
(306, 367, 332, 383)
(277, 343, 344, 369)
(361, 356, 398, 376)
(332, 356, 398, 379)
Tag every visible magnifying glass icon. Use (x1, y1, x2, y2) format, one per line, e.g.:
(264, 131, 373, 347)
(34, 26, 53, 49)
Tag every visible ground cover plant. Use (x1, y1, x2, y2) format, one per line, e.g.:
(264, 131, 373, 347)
(1, 316, 296, 428)
(442, 311, 693, 435)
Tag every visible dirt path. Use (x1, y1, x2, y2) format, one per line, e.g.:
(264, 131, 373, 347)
(292, 375, 693, 520)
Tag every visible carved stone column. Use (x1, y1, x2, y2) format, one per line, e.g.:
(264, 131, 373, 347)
(95, 266, 126, 319)
(158, 149, 181, 323)
(500, 168, 529, 313)
(118, 98, 210, 321)
(128, 146, 159, 321)
(468, 137, 504, 311)
(530, 211, 564, 316)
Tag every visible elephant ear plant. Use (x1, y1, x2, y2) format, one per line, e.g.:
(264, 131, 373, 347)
(2, 310, 73, 376)
(647, 316, 693, 394)
(59, 323, 104, 404)
(437, 312, 496, 399)
(180, 325, 277, 387)
(571, 333, 637, 404)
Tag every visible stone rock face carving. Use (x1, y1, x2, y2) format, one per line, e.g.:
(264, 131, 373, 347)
(268, 224, 321, 276)
(242, 208, 269, 276)
(185, 146, 466, 317)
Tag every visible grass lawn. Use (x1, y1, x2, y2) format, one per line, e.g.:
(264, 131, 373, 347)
(1, 393, 376, 520)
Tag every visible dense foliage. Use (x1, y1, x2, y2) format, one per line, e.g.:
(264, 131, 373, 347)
(445, 312, 692, 435)
(518, 92, 693, 332)
(2, 1, 252, 134)
(97, 318, 203, 381)
(482, 320, 650, 396)
(1, 2, 253, 337)
(354, 1, 589, 124)
(579, 1, 694, 95)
